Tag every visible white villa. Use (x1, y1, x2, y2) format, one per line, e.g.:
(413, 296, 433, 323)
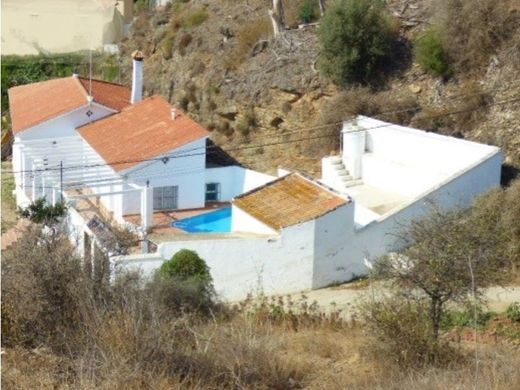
(9, 53, 503, 301)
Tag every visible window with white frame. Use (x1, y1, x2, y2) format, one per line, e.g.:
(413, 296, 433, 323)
(153, 186, 178, 210)
(205, 183, 220, 202)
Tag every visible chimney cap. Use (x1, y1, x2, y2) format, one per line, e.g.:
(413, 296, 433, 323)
(131, 50, 144, 61)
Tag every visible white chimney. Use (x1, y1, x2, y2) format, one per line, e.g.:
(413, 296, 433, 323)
(131, 50, 144, 104)
(171, 107, 177, 120)
(341, 120, 366, 180)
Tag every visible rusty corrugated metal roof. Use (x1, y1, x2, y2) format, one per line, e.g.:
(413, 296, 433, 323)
(233, 173, 349, 230)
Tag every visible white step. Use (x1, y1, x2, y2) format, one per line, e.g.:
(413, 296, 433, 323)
(329, 156, 343, 164)
(343, 179, 363, 188)
(337, 169, 350, 176)
(340, 174, 354, 181)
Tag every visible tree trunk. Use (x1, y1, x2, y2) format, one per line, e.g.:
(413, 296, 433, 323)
(430, 298, 443, 342)
(318, 0, 325, 16)
(269, 0, 285, 37)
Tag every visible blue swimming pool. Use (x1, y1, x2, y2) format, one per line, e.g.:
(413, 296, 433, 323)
(172, 207, 232, 233)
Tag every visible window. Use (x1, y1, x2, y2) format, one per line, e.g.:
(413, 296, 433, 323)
(153, 186, 178, 210)
(205, 183, 220, 202)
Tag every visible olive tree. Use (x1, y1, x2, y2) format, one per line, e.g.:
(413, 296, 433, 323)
(318, 0, 396, 86)
(373, 205, 507, 342)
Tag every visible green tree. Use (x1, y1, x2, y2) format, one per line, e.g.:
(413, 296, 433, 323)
(317, 0, 395, 86)
(18, 197, 67, 224)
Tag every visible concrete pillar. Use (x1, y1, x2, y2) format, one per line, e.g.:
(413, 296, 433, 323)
(20, 149, 27, 192)
(140, 185, 153, 230)
(52, 187, 57, 206)
(31, 164, 37, 202)
(41, 173, 46, 201)
(342, 122, 366, 180)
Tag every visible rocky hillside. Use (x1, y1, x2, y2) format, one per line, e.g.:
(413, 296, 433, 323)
(119, 0, 520, 177)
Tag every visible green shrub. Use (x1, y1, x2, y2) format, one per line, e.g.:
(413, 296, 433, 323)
(299, 0, 318, 24)
(183, 9, 208, 28)
(506, 302, 520, 322)
(159, 249, 212, 284)
(441, 305, 495, 330)
(318, 0, 396, 86)
(162, 32, 175, 59)
(414, 29, 451, 77)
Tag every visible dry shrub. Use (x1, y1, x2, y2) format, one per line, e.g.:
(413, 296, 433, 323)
(237, 294, 347, 331)
(472, 178, 520, 275)
(411, 82, 490, 135)
(435, 0, 520, 73)
(284, 0, 303, 28)
(359, 295, 464, 369)
(1, 225, 93, 350)
(1, 227, 313, 388)
(227, 17, 272, 68)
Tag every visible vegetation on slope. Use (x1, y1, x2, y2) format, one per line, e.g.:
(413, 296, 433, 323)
(2, 180, 520, 388)
(1, 162, 17, 233)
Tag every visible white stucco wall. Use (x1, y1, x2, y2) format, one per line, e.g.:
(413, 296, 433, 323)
(205, 166, 275, 202)
(116, 138, 208, 215)
(115, 220, 316, 300)
(15, 103, 115, 141)
(231, 205, 278, 235)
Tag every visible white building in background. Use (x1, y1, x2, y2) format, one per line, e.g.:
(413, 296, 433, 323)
(9, 52, 503, 302)
(1, 0, 133, 55)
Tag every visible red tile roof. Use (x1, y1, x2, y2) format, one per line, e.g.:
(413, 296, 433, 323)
(233, 173, 349, 230)
(8, 76, 131, 134)
(78, 96, 210, 172)
(77, 77, 131, 111)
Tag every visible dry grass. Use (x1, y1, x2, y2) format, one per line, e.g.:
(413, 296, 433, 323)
(225, 17, 272, 69)
(411, 82, 490, 135)
(1, 161, 17, 233)
(3, 216, 520, 388)
(435, 0, 520, 73)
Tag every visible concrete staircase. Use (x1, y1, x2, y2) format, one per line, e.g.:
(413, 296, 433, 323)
(328, 156, 363, 191)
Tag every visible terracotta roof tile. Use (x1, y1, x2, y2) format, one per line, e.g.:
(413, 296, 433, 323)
(78, 96, 209, 172)
(8, 77, 87, 134)
(78, 77, 131, 111)
(233, 173, 349, 230)
(8, 76, 131, 134)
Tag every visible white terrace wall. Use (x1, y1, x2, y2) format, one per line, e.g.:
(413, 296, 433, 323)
(116, 220, 317, 300)
(354, 148, 503, 260)
(311, 203, 360, 288)
(356, 117, 499, 197)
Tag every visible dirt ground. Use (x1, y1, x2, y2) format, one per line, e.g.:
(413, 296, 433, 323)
(294, 281, 520, 316)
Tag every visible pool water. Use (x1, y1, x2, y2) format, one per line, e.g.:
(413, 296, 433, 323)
(172, 207, 232, 233)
